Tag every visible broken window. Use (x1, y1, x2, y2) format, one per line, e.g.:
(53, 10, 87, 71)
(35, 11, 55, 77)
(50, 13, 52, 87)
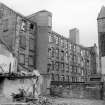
(21, 19, 27, 31)
(30, 23, 34, 30)
(29, 23, 35, 34)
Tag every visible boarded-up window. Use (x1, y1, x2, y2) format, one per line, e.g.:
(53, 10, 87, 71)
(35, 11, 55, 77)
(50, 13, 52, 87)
(19, 54, 25, 64)
(20, 35, 26, 49)
(29, 38, 34, 51)
(29, 56, 34, 66)
(3, 19, 8, 32)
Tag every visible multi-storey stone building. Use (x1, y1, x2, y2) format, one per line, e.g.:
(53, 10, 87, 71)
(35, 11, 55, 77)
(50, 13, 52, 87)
(0, 3, 37, 73)
(47, 31, 98, 83)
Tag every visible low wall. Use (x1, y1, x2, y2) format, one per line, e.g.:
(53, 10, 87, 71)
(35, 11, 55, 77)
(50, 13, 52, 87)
(50, 84, 102, 99)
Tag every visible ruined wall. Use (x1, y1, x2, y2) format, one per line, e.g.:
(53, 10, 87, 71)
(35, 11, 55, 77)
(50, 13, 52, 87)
(0, 3, 37, 73)
(0, 78, 33, 102)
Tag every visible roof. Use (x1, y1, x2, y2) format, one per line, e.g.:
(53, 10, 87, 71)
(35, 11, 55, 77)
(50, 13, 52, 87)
(27, 9, 52, 19)
(50, 31, 93, 51)
(97, 6, 105, 19)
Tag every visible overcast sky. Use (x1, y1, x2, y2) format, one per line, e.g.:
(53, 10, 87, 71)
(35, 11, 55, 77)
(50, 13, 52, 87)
(0, 0, 105, 47)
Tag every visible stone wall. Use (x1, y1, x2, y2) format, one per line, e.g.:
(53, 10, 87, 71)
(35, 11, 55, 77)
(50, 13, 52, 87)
(51, 84, 102, 99)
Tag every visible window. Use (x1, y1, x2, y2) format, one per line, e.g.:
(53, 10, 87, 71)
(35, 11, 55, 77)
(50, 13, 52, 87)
(48, 47, 51, 58)
(3, 19, 8, 32)
(21, 19, 27, 31)
(55, 36, 59, 44)
(65, 64, 69, 73)
(55, 48, 59, 59)
(56, 74, 59, 81)
(30, 23, 34, 30)
(51, 47, 54, 57)
(61, 75, 64, 81)
(20, 35, 26, 49)
(19, 54, 25, 64)
(69, 66, 72, 72)
(49, 35, 51, 42)
(29, 38, 35, 51)
(29, 23, 35, 34)
(55, 62, 59, 71)
(29, 56, 34, 66)
(51, 61, 54, 71)
(64, 40, 67, 48)
(67, 75, 69, 82)
(48, 16, 52, 26)
(72, 77, 75, 82)
(69, 76, 72, 82)
(60, 39, 63, 47)
(61, 63, 64, 72)
(74, 45, 76, 52)
(0, 9, 3, 19)
(47, 63, 51, 73)
(61, 50, 64, 60)
(69, 43, 72, 50)
(65, 52, 68, 62)
(49, 35, 53, 43)
(54, 74, 59, 81)
(51, 73, 54, 81)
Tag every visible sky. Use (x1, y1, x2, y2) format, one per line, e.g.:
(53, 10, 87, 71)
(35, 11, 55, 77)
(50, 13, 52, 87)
(0, 0, 105, 47)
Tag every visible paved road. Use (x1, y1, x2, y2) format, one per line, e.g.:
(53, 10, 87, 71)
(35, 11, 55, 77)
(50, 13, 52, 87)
(52, 98, 105, 105)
